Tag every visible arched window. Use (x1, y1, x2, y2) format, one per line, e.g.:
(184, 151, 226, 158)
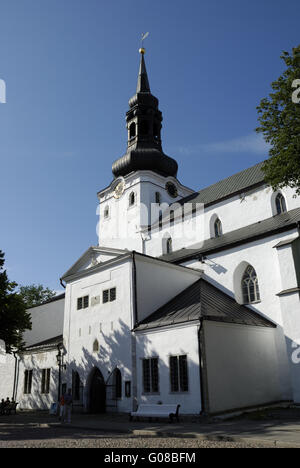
(104, 206, 109, 219)
(275, 193, 287, 215)
(114, 368, 122, 399)
(166, 237, 172, 254)
(214, 218, 222, 237)
(159, 212, 163, 231)
(129, 122, 136, 139)
(242, 265, 260, 304)
(129, 192, 135, 207)
(170, 209, 175, 226)
(93, 339, 99, 353)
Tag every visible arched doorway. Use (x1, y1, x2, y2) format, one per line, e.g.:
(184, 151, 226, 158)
(89, 368, 106, 414)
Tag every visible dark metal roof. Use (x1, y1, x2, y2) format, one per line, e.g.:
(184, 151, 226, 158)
(160, 207, 300, 264)
(135, 279, 275, 331)
(24, 335, 63, 351)
(112, 52, 178, 179)
(179, 161, 266, 207)
(27, 293, 65, 309)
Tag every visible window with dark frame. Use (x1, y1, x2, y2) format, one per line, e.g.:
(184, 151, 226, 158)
(275, 193, 287, 215)
(41, 368, 51, 394)
(77, 295, 89, 310)
(103, 287, 116, 303)
(214, 218, 222, 238)
(155, 192, 161, 204)
(24, 370, 33, 394)
(142, 358, 159, 393)
(129, 192, 135, 206)
(242, 265, 260, 304)
(170, 355, 188, 392)
(125, 381, 131, 398)
(170, 210, 175, 226)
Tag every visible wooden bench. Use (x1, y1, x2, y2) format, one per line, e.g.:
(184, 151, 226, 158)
(130, 404, 180, 423)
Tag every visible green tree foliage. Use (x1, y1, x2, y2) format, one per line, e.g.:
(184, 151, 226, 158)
(19, 284, 56, 308)
(0, 251, 31, 352)
(256, 45, 300, 194)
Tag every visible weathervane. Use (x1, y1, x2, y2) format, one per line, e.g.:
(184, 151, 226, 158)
(139, 32, 149, 54)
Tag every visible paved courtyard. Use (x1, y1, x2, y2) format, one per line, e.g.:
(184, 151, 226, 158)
(1, 408, 300, 448)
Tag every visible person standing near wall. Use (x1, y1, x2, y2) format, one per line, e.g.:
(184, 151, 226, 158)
(59, 393, 65, 422)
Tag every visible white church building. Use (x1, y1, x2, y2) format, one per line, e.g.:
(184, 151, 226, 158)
(2, 49, 300, 415)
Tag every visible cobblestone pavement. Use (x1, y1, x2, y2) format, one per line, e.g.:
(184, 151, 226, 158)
(0, 424, 279, 448)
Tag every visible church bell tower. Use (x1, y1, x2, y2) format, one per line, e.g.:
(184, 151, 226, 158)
(97, 48, 194, 253)
(112, 48, 178, 179)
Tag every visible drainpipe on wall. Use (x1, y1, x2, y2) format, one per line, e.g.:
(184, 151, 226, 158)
(131, 251, 138, 412)
(198, 318, 209, 415)
(60, 278, 66, 289)
(12, 351, 19, 401)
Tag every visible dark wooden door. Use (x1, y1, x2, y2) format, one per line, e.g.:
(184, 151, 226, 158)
(90, 368, 106, 413)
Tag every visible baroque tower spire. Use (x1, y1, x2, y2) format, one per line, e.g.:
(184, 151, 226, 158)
(112, 48, 178, 179)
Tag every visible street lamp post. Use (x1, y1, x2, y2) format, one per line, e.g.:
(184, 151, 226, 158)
(56, 344, 66, 403)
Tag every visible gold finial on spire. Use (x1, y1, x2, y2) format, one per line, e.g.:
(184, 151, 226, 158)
(139, 32, 149, 54)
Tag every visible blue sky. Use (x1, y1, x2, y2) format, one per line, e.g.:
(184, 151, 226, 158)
(0, 0, 299, 292)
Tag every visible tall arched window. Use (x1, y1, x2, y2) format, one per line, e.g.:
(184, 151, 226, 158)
(166, 237, 172, 254)
(155, 192, 161, 204)
(242, 265, 260, 304)
(214, 218, 222, 238)
(170, 210, 175, 226)
(104, 206, 109, 219)
(275, 193, 287, 215)
(129, 122, 136, 139)
(129, 192, 135, 207)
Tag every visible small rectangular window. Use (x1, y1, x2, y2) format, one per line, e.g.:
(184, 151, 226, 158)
(77, 295, 89, 309)
(170, 355, 188, 393)
(143, 358, 159, 393)
(24, 370, 33, 394)
(103, 288, 116, 303)
(125, 381, 131, 398)
(110, 288, 116, 302)
(103, 289, 109, 303)
(41, 369, 51, 394)
(83, 295, 89, 308)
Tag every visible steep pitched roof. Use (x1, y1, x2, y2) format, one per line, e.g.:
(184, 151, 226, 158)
(160, 207, 300, 264)
(135, 279, 275, 331)
(179, 161, 265, 207)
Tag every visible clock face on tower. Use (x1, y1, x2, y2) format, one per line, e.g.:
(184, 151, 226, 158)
(165, 181, 178, 198)
(113, 180, 125, 199)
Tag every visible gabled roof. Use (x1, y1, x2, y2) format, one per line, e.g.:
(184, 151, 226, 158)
(135, 279, 275, 331)
(160, 207, 300, 264)
(179, 161, 265, 207)
(61, 246, 129, 281)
